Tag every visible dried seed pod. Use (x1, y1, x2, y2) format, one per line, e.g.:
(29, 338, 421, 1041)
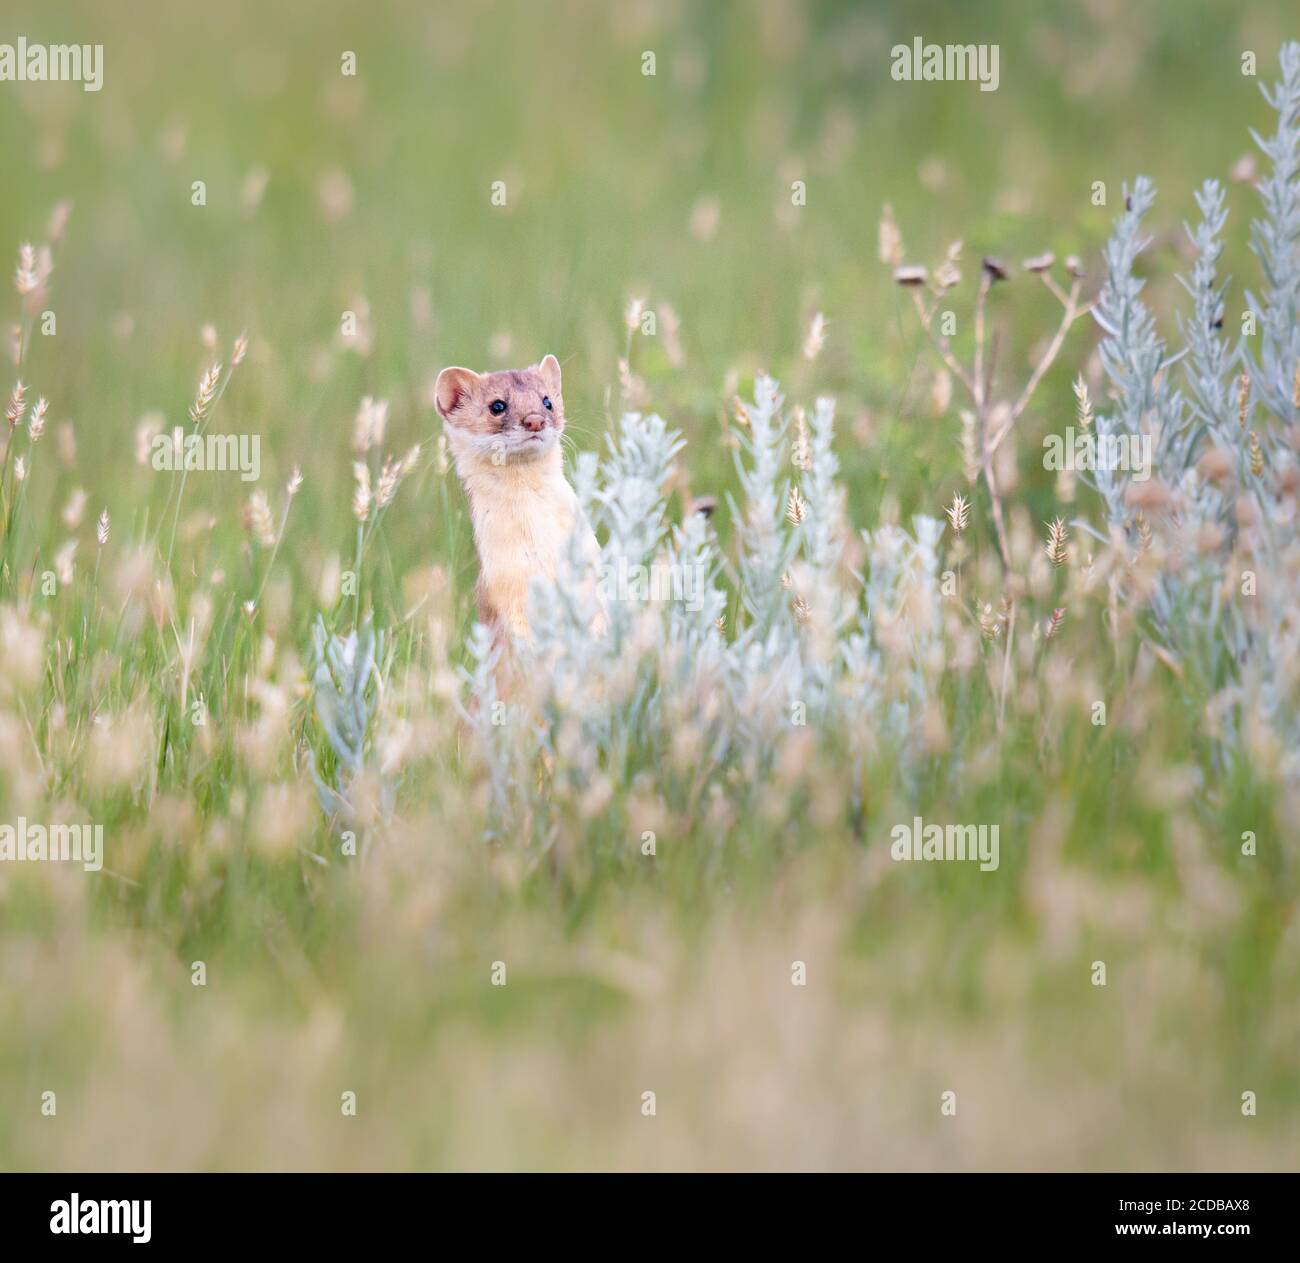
(878, 203, 904, 267)
(1044, 517, 1069, 567)
(1197, 445, 1234, 483)
(934, 260, 962, 290)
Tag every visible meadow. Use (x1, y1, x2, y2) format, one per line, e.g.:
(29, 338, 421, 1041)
(1, 0, 1298, 1170)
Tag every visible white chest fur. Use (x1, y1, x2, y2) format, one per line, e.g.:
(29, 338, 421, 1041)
(456, 449, 597, 636)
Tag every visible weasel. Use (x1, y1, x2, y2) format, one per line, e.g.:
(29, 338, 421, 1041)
(435, 355, 600, 644)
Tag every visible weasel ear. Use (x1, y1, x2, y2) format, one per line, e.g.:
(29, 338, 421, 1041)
(435, 366, 479, 422)
(538, 354, 561, 395)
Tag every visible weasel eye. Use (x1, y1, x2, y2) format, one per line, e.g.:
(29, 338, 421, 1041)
(542, 397, 553, 411)
(489, 400, 507, 416)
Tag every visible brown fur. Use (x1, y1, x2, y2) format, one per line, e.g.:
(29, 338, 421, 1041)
(435, 355, 599, 658)
(435, 358, 563, 442)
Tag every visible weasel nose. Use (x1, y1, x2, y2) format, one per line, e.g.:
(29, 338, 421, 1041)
(522, 413, 546, 433)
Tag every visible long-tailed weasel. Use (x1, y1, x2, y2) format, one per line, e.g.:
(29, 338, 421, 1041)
(435, 355, 600, 644)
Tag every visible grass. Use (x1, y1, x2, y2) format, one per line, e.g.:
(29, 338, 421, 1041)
(0, 0, 1298, 1170)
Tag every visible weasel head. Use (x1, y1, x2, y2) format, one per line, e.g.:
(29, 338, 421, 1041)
(435, 355, 566, 470)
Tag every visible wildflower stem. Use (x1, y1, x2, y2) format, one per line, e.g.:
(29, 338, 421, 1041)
(910, 289, 978, 397)
(253, 495, 296, 609)
(998, 598, 1016, 728)
(353, 521, 364, 630)
(973, 271, 992, 409)
(991, 275, 1091, 453)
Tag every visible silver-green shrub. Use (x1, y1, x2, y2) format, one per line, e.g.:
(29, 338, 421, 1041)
(1092, 42, 1300, 775)
(465, 378, 948, 847)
